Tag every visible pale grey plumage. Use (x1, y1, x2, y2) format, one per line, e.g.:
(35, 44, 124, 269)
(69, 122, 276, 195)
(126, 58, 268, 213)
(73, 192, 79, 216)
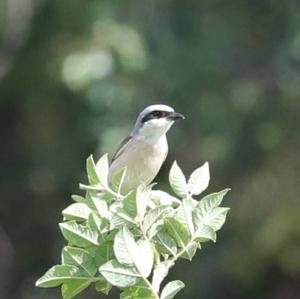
(108, 104, 184, 194)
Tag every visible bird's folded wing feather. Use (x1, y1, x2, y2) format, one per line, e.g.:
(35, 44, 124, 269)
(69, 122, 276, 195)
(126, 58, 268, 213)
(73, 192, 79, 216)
(110, 135, 133, 164)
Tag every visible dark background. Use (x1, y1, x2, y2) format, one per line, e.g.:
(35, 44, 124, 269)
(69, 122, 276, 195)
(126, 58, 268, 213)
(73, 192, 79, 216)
(0, 0, 300, 298)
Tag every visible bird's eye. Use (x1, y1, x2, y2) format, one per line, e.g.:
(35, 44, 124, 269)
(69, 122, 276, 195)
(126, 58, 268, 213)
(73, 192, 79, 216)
(152, 111, 163, 118)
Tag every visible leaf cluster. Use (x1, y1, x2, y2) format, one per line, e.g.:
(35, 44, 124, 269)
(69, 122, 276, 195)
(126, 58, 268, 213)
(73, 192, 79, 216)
(36, 155, 230, 299)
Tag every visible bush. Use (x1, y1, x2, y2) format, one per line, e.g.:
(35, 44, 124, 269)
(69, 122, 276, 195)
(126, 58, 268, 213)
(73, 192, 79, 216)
(36, 154, 230, 299)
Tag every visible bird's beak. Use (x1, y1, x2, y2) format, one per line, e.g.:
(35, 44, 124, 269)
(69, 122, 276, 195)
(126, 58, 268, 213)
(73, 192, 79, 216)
(168, 111, 185, 121)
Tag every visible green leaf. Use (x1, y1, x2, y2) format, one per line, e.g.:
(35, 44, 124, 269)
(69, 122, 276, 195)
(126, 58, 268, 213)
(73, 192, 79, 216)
(120, 280, 156, 299)
(36, 265, 84, 288)
(143, 206, 171, 235)
(136, 184, 150, 222)
(93, 241, 114, 267)
(111, 167, 127, 194)
(61, 280, 91, 299)
(194, 225, 216, 242)
(86, 155, 100, 185)
(90, 196, 109, 218)
(114, 227, 136, 266)
(114, 227, 154, 277)
(71, 194, 85, 203)
(95, 278, 112, 295)
(165, 218, 190, 248)
(169, 161, 188, 198)
(110, 207, 136, 229)
(152, 260, 174, 292)
(62, 246, 97, 277)
(180, 241, 199, 260)
(176, 198, 195, 235)
(59, 221, 99, 247)
(99, 259, 140, 288)
(62, 203, 91, 221)
(196, 189, 230, 212)
(193, 189, 230, 231)
(150, 190, 181, 206)
(135, 239, 154, 277)
(79, 183, 104, 192)
(155, 231, 177, 256)
(123, 190, 137, 217)
(187, 162, 210, 196)
(95, 153, 109, 188)
(194, 207, 230, 232)
(160, 280, 185, 299)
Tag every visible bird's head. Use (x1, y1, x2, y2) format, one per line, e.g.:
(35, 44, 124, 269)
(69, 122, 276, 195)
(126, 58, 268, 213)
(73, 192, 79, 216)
(132, 104, 184, 141)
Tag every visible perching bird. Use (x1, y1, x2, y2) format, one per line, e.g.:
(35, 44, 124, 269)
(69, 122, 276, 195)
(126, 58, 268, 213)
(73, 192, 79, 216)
(108, 104, 184, 194)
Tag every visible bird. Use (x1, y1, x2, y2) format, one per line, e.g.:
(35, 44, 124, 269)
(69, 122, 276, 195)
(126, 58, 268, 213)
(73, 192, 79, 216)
(108, 104, 184, 194)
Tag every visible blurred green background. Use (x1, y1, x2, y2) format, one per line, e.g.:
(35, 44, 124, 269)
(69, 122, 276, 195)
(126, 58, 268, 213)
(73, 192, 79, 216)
(1, 0, 300, 298)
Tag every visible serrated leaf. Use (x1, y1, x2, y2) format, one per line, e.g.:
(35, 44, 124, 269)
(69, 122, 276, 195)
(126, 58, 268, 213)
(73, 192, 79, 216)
(195, 207, 230, 232)
(160, 280, 185, 299)
(194, 225, 216, 242)
(155, 231, 177, 256)
(188, 162, 210, 195)
(152, 260, 174, 292)
(180, 241, 199, 260)
(62, 203, 91, 221)
(95, 154, 109, 188)
(62, 246, 97, 277)
(62, 280, 91, 299)
(59, 221, 99, 247)
(136, 184, 150, 221)
(193, 189, 230, 231)
(169, 161, 188, 198)
(111, 167, 127, 194)
(196, 189, 230, 212)
(99, 260, 140, 288)
(143, 206, 171, 235)
(36, 265, 86, 288)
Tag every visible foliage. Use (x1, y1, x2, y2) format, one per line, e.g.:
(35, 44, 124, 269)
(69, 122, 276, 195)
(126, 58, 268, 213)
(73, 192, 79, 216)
(36, 155, 230, 299)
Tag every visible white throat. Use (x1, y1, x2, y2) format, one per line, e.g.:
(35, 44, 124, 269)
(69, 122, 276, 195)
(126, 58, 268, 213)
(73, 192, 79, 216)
(134, 118, 174, 144)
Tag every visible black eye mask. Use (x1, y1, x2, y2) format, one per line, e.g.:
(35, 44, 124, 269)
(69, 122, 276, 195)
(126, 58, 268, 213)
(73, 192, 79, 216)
(142, 110, 170, 123)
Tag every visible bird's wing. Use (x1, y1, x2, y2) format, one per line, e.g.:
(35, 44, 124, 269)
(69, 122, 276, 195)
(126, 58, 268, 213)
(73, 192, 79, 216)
(110, 135, 133, 165)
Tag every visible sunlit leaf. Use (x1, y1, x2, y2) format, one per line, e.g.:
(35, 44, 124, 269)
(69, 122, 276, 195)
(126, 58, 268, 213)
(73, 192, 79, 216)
(111, 167, 127, 194)
(59, 221, 99, 247)
(95, 154, 109, 188)
(169, 161, 188, 198)
(62, 246, 97, 277)
(187, 162, 210, 196)
(35, 265, 88, 288)
(62, 203, 91, 221)
(152, 260, 174, 292)
(160, 280, 185, 299)
(99, 260, 140, 288)
(155, 231, 177, 256)
(136, 184, 150, 221)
